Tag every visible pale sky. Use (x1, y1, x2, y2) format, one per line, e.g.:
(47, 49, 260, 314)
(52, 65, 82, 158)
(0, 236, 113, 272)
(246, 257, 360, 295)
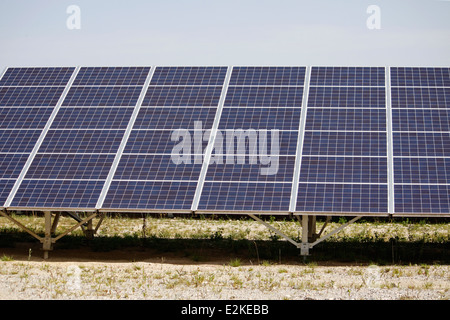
(0, 0, 449, 72)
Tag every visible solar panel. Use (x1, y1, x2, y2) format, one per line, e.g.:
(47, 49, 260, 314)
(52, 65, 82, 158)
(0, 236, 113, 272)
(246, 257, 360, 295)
(4, 67, 150, 209)
(102, 66, 228, 211)
(0, 65, 448, 217)
(198, 67, 306, 212)
(0, 67, 76, 207)
(296, 66, 389, 214)
(391, 67, 450, 214)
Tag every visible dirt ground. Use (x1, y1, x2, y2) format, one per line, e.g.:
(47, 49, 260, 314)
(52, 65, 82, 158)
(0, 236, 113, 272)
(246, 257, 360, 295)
(0, 242, 449, 300)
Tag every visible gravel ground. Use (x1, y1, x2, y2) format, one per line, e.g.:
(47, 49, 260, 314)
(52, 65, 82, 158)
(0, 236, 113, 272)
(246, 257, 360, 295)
(0, 257, 448, 300)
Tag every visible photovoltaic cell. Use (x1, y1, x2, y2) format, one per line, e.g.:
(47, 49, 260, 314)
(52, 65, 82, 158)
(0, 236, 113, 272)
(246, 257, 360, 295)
(205, 156, 296, 182)
(305, 108, 386, 131)
(133, 107, 217, 130)
(310, 67, 385, 86)
(219, 108, 301, 130)
(391, 87, 450, 109)
(394, 158, 450, 184)
(392, 109, 450, 132)
(150, 67, 227, 86)
(307, 87, 385, 108)
(102, 181, 197, 210)
(25, 154, 115, 180)
(198, 182, 292, 211)
(114, 154, 203, 181)
(224, 87, 303, 107)
(142, 86, 223, 106)
(391, 67, 450, 87)
(39, 129, 125, 153)
(393, 132, 450, 157)
(302, 132, 387, 156)
(0, 87, 65, 106)
(73, 67, 151, 86)
(11, 180, 105, 209)
(0, 67, 75, 86)
(297, 183, 388, 213)
(62, 86, 142, 106)
(124, 130, 209, 154)
(299, 156, 387, 184)
(229, 67, 306, 86)
(52, 107, 134, 129)
(0, 108, 53, 129)
(394, 185, 450, 214)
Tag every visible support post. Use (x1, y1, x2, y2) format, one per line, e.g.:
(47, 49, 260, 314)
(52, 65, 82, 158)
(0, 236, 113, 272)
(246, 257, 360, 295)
(42, 211, 53, 259)
(301, 215, 310, 256)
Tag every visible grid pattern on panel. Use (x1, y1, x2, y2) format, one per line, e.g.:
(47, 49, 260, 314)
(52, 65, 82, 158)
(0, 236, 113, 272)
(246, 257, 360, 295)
(0, 67, 75, 207)
(391, 67, 450, 213)
(73, 67, 151, 86)
(199, 67, 305, 212)
(11, 67, 149, 209)
(297, 67, 388, 213)
(103, 67, 227, 211)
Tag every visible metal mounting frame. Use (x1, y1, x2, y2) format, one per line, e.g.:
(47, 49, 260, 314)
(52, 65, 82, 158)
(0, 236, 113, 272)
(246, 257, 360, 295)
(0, 210, 103, 259)
(248, 213, 362, 256)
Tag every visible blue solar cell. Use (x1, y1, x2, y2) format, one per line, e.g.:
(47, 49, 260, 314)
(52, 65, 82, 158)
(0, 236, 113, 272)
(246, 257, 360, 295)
(393, 132, 450, 157)
(102, 181, 197, 210)
(394, 184, 450, 214)
(296, 183, 388, 213)
(392, 109, 450, 132)
(216, 130, 298, 156)
(299, 156, 387, 183)
(0, 179, 16, 205)
(133, 107, 217, 130)
(307, 87, 386, 108)
(224, 87, 303, 107)
(391, 87, 450, 109)
(124, 130, 209, 154)
(73, 67, 150, 86)
(114, 154, 203, 180)
(205, 156, 295, 182)
(229, 67, 306, 86)
(0, 67, 75, 86)
(0, 108, 53, 129)
(198, 182, 292, 211)
(310, 67, 385, 86)
(11, 179, 104, 208)
(305, 108, 386, 131)
(219, 107, 301, 130)
(26, 154, 115, 179)
(0, 87, 64, 106)
(62, 86, 142, 106)
(150, 67, 227, 86)
(302, 132, 387, 156)
(39, 130, 125, 153)
(0, 130, 42, 153)
(142, 86, 223, 106)
(394, 158, 450, 184)
(0, 154, 29, 179)
(391, 67, 450, 87)
(52, 107, 134, 129)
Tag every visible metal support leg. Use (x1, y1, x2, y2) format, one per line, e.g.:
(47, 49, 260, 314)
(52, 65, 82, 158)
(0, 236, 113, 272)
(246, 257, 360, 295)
(301, 215, 310, 256)
(42, 211, 53, 259)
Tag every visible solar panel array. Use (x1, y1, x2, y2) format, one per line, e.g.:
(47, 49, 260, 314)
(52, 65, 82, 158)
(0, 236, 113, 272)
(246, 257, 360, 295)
(0, 66, 449, 217)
